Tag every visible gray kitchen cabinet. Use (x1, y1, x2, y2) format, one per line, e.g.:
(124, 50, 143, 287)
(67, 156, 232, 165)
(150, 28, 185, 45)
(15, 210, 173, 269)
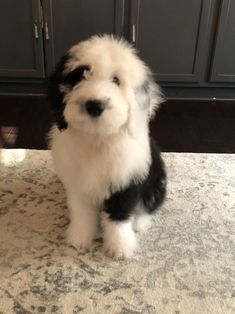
(210, 0, 235, 83)
(0, 0, 45, 78)
(1, 0, 235, 96)
(42, 0, 125, 74)
(130, 0, 214, 83)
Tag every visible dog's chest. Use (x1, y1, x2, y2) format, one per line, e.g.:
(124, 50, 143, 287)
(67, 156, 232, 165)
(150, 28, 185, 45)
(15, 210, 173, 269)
(79, 143, 124, 177)
(64, 145, 126, 200)
(53, 130, 149, 202)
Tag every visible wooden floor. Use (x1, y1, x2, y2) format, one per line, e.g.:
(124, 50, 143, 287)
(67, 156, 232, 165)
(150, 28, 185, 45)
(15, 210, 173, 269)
(0, 95, 235, 153)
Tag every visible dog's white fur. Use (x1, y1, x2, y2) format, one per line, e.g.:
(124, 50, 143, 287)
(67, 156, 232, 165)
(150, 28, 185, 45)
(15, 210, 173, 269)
(49, 35, 163, 259)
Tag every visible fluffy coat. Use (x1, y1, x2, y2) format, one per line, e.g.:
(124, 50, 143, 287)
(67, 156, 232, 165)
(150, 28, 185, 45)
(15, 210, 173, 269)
(48, 35, 166, 259)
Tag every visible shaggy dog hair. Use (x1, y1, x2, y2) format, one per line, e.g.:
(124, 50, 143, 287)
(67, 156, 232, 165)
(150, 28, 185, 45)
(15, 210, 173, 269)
(48, 35, 166, 259)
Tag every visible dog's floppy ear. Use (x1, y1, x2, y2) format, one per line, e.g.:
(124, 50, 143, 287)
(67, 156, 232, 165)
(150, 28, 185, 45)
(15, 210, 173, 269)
(136, 69, 164, 120)
(47, 53, 91, 130)
(47, 54, 71, 131)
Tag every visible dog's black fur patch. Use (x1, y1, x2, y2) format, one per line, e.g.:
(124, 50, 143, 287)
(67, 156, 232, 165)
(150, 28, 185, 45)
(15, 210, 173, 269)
(47, 54, 70, 130)
(47, 53, 90, 130)
(63, 65, 90, 87)
(104, 140, 166, 221)
(104, 183, 141, 221)
(142, 139, 166, 213)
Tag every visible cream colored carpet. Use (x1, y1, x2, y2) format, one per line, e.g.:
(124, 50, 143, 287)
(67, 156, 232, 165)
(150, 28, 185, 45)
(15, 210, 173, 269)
(0, 149, 234, 314)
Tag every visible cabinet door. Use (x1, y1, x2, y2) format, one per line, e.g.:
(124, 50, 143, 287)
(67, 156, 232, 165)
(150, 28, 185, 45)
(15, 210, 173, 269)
(210, 0, 235, 82)
(43, 0, 125, 73)
(0, 0, 45, 78)
(131, 0, 213, 82)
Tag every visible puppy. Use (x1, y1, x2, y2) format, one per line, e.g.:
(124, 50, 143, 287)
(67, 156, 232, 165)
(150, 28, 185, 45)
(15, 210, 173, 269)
(48, 35, 166, 259)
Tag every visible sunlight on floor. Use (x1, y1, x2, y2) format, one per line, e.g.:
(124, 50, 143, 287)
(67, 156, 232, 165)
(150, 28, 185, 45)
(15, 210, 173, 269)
(0, 149, 26, 167)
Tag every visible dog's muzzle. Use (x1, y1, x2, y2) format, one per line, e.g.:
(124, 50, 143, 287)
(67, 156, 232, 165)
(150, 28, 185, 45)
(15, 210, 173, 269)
(85, 100, 105, 118)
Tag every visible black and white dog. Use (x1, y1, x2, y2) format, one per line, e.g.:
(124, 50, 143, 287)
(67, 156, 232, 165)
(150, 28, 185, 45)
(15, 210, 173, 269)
(48, 35, 166, 259)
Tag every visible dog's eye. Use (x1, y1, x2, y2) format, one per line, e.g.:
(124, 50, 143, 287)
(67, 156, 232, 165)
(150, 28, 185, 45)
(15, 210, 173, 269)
(82, 68, 90, 79)
(112, 76, 120, 86)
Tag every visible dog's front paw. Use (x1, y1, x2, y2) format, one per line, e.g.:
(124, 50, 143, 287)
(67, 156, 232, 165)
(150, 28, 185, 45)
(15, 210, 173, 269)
(133, 214, 152, 233)
(103, 229, 137, 260)
(66, 224, 93, 250)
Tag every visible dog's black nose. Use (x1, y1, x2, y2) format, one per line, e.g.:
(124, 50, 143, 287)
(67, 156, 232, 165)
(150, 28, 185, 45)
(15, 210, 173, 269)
(85, 100, 105, 117)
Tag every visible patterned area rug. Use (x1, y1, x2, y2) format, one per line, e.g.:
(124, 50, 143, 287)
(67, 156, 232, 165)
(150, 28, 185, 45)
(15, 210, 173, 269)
(0, 150, 234, 314)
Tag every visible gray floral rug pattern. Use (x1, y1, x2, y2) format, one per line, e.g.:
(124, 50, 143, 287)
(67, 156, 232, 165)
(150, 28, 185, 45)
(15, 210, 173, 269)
(0, 149, 234, 314)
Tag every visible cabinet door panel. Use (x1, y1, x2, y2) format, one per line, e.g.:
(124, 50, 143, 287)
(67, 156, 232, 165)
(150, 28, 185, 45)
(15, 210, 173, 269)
(44, 0, 124, 73)
(131, 0, 213, 82)
(0, 0, 45, 78)
(210, 0, 235, 82)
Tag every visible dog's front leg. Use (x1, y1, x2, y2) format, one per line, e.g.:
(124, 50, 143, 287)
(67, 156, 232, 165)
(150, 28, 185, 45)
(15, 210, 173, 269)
(101, 185, 139, 259)
(66, 190, 98, 250)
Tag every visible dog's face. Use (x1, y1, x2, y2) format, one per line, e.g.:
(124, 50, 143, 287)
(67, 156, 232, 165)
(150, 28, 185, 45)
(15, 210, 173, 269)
(48, 35, 163, 136)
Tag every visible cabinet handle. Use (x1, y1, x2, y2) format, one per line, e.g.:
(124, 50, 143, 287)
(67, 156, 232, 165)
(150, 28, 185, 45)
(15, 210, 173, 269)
(45, 22, 50, 40)
(34, 23, 39, 39)
(132, 24, 136, 43)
